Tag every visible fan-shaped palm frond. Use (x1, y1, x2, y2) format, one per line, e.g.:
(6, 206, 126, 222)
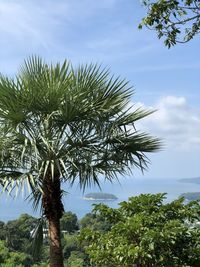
(0, 57, 161, 190)
(0, 56, 161, 267)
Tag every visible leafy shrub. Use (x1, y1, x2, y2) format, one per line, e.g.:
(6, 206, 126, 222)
(80, 193, 200, 267)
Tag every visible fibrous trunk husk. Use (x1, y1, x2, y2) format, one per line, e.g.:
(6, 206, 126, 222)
(42, 175, 64, 267)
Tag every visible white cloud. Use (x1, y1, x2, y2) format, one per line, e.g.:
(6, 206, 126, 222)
(135, 96, 200, 151)
(158, 96, 186, 107)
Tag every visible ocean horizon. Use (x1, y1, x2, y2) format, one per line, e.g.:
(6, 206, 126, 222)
(0, 177, 199, 222)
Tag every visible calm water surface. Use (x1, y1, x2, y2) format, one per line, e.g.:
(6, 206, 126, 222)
(0, 178, 199, 221)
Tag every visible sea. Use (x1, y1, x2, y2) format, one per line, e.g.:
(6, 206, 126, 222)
(0, 177, 199, 222)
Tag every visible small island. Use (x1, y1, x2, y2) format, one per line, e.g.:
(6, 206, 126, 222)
(83, 192, 118, 201)
(179, 177, 200, 185)
(179, 192, 200, 201)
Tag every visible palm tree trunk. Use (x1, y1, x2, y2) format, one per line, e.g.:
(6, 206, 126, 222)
(42, 174, 64, 267)
(48, 214, 63, 267)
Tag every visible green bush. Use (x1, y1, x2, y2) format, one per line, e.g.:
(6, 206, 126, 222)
(80, 193, 200, 267)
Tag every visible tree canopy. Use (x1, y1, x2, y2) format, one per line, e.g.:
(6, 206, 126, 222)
(139, 0, 200, 48)
(81, 193, 200, 267)
(60, 212, 79, 233)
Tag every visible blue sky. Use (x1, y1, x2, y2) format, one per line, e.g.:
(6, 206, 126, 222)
(0, 0, 199, 179)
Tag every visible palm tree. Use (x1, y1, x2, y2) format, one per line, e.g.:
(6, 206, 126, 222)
(0, 57, 161, 267)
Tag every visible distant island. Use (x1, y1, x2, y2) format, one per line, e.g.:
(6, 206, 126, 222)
(83, 192, 118, 201)
(179, 192, 200, 201)
(179, 177, 200, 185)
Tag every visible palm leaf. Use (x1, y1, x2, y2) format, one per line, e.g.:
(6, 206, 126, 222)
(0, 55, 161, 209)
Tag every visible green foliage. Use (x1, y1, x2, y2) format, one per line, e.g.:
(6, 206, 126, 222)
(79, 212, 111, 232)
(139, 0, 200, 47)
(65, 251, 85, 267)
(32, 264, 49, 267)
(62, 234, 91, 266)
(63, 234, 80, 259)
(80, 193, 200, 267)
(0, 221, 6, 240)
(61, 212, 79, 233)
(0, 56, 160, 196)
(0, 240, 33, 267)
(0, 212, 88, 266)
(0, 241, 9, 263)
(3, 251, 33, 267)
(0, 56, 160, 266)
(5, 214, 38, 253)
(0, 215, 49, 266)
(31, 216, 48, 261)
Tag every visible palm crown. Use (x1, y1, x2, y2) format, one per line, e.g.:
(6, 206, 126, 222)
(0, 57, 160, 190)
(0, 56, 161, 266)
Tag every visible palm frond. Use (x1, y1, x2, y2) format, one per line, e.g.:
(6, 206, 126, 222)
(31, 216, 46, 259)
(0, 56, 161, 204)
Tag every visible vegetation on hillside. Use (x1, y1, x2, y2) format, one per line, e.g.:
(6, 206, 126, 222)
(0, 193, 200, 267)
(0, 212, 85, 267)
(81, 193, 200, 267)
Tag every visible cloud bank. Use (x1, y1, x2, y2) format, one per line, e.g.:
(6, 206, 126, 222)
(136, 96, 200, 151)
